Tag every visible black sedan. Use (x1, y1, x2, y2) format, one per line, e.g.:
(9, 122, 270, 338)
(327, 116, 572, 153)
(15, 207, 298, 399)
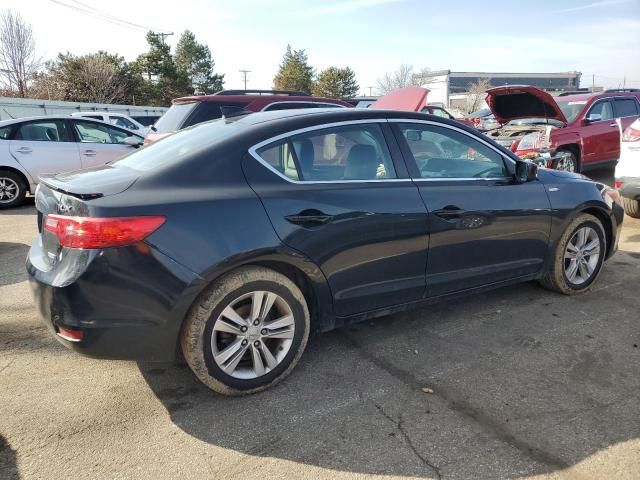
(27, 108, 624, 395)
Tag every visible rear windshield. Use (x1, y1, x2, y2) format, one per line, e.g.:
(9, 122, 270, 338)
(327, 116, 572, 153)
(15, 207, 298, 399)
(556, 100, 587, 123)
(113, 117, 244, 172)
(153, 102, 198, 133)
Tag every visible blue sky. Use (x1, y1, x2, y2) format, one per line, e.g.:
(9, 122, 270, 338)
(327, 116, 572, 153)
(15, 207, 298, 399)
(7, 0, 640, 94)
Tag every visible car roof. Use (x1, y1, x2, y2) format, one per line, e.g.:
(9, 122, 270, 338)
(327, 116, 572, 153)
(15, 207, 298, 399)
(72, 111, 130, 116)
(555, 93, 596, 102)
(173, 94, 351, 109)
(0, 115, 101, 126)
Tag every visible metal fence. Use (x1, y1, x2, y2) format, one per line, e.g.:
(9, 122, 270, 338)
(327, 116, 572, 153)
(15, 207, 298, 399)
(0, 97, 168, 121)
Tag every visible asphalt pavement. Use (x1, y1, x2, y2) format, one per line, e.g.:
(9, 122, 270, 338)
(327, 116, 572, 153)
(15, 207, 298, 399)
(1, 170, 639, 479)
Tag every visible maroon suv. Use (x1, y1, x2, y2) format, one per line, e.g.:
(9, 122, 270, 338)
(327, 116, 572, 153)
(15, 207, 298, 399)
(145, 90, 351, 144)
(484, 86, 640, 172)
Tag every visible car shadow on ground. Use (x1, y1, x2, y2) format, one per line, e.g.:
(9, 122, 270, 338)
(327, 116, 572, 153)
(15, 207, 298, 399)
(0, 242, 30, 287)
(0, 435, 19, 480)
(138, 255, 640, 478)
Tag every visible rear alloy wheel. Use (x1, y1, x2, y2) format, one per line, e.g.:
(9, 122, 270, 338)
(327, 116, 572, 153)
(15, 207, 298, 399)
(555, 150, 578, 173)
(0, 171, 27, 209)
(540, 213, 605, 295)
(621, 197, 640, 219)
(181, 266, 310, 395)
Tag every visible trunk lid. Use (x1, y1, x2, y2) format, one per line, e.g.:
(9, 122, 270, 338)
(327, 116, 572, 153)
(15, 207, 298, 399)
(485, 86, 568, 125)
(370, 87, 429, 112)
(39, 164, 138, 198)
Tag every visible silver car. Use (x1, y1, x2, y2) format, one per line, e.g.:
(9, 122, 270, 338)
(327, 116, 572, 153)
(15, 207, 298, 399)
(0, 115, 143, 208)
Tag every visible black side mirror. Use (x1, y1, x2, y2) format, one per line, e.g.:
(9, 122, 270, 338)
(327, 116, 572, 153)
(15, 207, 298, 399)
(515, 160, 538, 183)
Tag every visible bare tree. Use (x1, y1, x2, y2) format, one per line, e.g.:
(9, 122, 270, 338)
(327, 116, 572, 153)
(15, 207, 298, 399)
(78, 56, 125, 104)
(0, 10, 39, 97)
(464, 78, 492, 114)
(376, 64, 415, 94)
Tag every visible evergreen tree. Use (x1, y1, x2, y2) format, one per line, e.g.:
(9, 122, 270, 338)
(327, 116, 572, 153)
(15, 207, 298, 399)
(312, 66, 359, 99)
(175, 30, 224, 95)
(273, 45, 314, 93)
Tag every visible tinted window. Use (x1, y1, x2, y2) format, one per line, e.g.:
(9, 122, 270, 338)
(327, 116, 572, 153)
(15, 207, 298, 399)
(615, 99, 639, 118)
(153, 102, 198, 133)
(183, 103, 249, 127)
(257, 123, 396, 182)
(73, 120, 130, 144)
(0, 125, 14, 139)
(398, 123, 508, 179)
(83, 115, 104, 121)
(423, 107, 454, 119)
(588, 101, 614, 121)
(113, 117, 243, 172)
(15, 120, 66, 142)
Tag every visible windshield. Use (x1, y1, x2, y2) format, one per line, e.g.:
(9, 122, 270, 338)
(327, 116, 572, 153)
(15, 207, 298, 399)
(556, 100, 587, 123)
(113, 117, 244, 172)
(153, 102, 198, 133)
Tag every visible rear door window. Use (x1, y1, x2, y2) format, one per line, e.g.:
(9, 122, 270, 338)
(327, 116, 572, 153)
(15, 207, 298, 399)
(72, 120, 131, 144)
(183, 103, 249, 127)
(614, 99, 639, 118)
(14, 120, 68, 142)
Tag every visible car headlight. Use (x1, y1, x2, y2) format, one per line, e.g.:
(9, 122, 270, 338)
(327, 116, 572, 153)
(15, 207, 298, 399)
(600, 185, 621, 206)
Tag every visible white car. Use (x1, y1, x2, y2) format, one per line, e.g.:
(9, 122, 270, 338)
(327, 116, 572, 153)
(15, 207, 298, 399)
(615, 118, 640, 218)
(71, 112, 149, 135)
(0, 115, 143, 208)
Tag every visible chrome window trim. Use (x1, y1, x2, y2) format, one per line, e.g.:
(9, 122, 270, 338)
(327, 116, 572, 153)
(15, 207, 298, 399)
(260, 101, 348, 112)
(248, 119, 409, 185)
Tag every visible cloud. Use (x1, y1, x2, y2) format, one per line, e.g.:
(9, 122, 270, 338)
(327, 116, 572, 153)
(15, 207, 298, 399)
(556, 0, 630, 13)
(302, 0, 405, 16)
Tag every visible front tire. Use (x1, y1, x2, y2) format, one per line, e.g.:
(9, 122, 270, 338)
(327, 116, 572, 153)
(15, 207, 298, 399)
(539, 213, 606, 295)
(181, 266, 310, 395)
(0, 170, 27, 209)
(555, 150, 579, 173)
(622, 197, 640, 219)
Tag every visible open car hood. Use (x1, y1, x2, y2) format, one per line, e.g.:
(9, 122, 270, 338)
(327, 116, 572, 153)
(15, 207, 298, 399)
(370, 87, 429, 112)
(485, 86, 567, 125)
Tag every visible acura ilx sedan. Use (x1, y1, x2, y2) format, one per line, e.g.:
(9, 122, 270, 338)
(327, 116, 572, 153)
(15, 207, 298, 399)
(27, 108, 624, 395)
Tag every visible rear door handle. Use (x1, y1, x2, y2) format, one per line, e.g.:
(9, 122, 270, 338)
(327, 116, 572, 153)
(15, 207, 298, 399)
(15, 147, 32, 154)
(433, 208, 466, 219)
(285, 210, 333, 227)
(83, 150, 97, 157)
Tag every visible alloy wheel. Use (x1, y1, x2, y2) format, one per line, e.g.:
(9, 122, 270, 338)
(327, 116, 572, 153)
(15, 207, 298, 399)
(556, 154, 576, 172)
(211, 290, 295, 379)
(0, 177, 19, 203)
(563, 226, 601, 285)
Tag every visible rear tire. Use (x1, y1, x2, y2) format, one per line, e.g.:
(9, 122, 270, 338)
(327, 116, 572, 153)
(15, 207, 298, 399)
(181, 266, 310, 395)
(0, 170, 27, 209)
(539, 213, 606, 295)
(622, 197, 640, 219)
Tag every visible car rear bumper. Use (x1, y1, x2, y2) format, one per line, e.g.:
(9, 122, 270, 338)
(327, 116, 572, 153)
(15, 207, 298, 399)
(617, 176, 640, 200)
(26, 242, 204, 361)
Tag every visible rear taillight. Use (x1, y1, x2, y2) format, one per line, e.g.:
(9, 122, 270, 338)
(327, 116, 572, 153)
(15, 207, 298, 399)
(44, 215, 166, 249)
(622, 125, 640, 142)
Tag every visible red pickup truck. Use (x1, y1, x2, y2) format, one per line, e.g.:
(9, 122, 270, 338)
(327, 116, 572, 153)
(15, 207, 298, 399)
(483, 86, 640, 172)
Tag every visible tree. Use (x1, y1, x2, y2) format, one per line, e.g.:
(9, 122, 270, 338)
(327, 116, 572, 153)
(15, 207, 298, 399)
(32, 52, 136, 104)
(273, 45, 314, 93)
(175, 30, 224, 95)
(312, 67, 359, 99)
(464, 78, 492, 114)
(376, 64, 416, 94)
(0, 10, 40, 97)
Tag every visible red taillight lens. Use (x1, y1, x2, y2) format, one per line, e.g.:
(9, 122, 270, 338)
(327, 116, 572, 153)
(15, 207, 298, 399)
(622, 126, 640, 142)
(57, 327, 83, 342)
(44, 215, 166, 249)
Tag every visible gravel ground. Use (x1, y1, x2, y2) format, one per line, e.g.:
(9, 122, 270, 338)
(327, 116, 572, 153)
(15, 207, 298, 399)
(1, 170, 639, 480)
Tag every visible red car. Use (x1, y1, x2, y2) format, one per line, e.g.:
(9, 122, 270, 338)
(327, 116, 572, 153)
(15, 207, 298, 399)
(370, 87, 475, 128)
(484, 86, 640, 172)
(145, 90, 351, 144)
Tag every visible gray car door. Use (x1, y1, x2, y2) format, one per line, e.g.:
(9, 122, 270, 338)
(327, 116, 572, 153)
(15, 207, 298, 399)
(8, 119, 81, 181)
(70, 119, 138, 167)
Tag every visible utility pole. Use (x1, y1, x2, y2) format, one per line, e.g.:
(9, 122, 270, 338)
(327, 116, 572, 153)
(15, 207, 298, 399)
(592, 74, 595, 92)
(239, 70, 251, 90)
(367, 86, 375, 96)
(156, 32, 174, 44)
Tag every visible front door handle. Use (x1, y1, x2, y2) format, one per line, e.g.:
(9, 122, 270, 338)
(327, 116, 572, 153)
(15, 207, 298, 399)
(83, 150, 97, 157)
(285, 209, 333, 227)
(15, 147, 32, 154)
(609, 123, 618, 128)
(433, 207, 466, 219)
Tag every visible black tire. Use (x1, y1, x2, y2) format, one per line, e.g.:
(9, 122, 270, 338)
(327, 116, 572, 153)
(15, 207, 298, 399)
(556, 149, 580, 173)
(622, 197, 640, 219)
(180, 266, 310, 395)
(0, 170, 27, 209)
(539, 213, 606, 295)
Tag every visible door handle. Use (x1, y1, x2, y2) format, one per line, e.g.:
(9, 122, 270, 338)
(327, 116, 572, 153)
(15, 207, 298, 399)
(433, 207, 466, 219)
(15, 147, 32, 154)
(609, 123, 618, 128)
(83, 150, 97, 157)
(285, 209, 333, 227)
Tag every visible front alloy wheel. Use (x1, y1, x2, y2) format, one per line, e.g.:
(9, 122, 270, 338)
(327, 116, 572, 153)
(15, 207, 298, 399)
(181, 266, 310, 395)
(563, 226, 601, 286)
(556, 151, 577, 173)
